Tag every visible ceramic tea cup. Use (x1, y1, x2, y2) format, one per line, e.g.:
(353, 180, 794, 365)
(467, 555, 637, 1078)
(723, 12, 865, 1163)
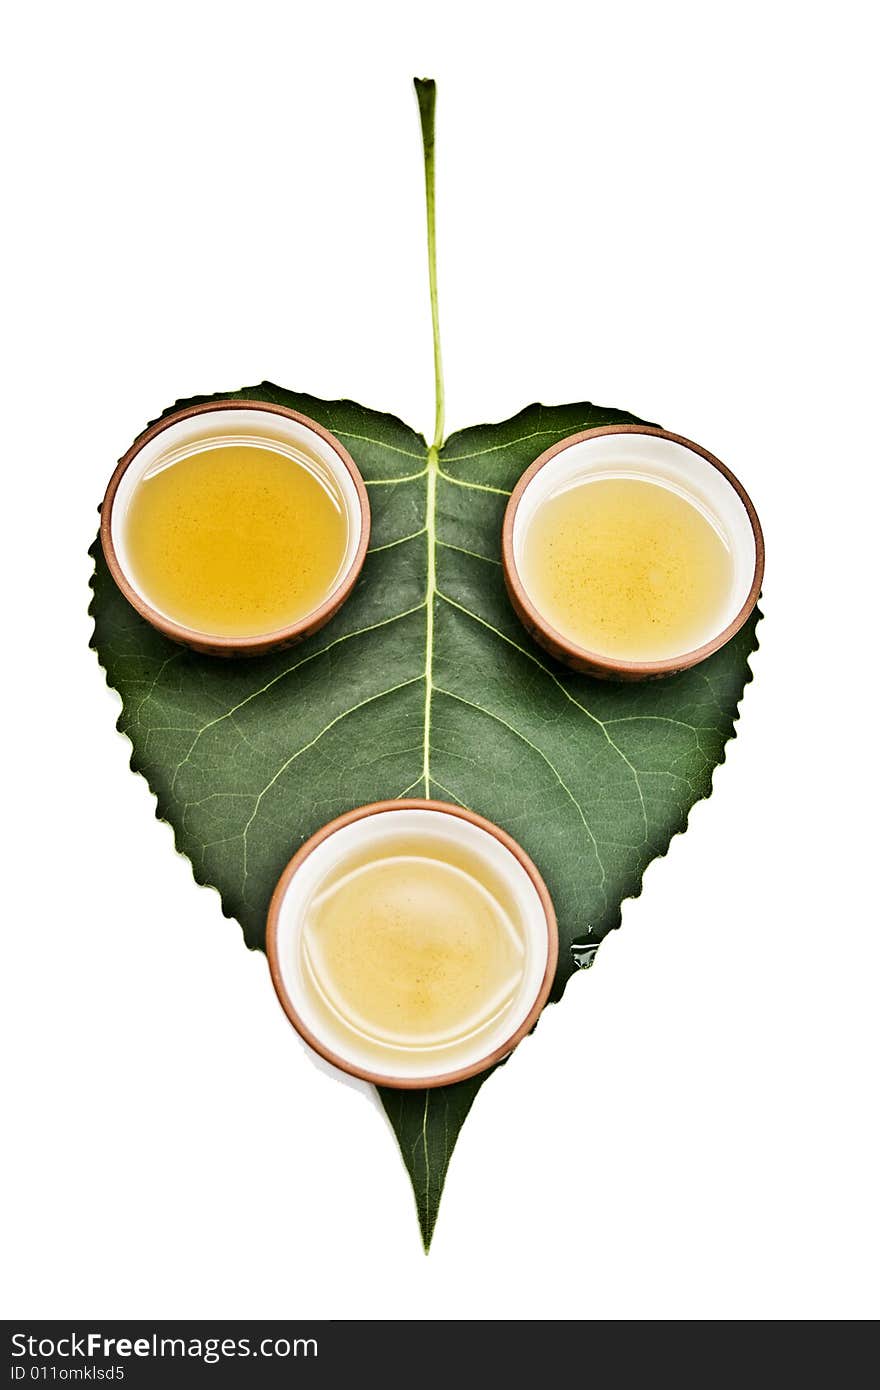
(267, 800, 558, 1089)
(502, 424, 764, 680)
(100, 399, 370, 657)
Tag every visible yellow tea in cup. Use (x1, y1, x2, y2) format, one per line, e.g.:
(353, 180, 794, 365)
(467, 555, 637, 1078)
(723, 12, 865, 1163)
(268, 803, 558, 1086)
(123, 440, 348, 638)
(519, 475, 733, 662)
(302, 833, 525, 1052)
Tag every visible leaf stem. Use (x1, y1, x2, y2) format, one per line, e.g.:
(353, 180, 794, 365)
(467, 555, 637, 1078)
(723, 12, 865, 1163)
(415, 78, 445, 451)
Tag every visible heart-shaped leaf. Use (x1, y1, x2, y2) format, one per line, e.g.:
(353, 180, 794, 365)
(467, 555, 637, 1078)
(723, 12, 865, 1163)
(90, 381, 758, 1247)
(88, 81, 759, 1248)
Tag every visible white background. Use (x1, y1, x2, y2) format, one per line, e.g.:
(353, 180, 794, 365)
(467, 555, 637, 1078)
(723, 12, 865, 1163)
(2, 1, 878, 1321)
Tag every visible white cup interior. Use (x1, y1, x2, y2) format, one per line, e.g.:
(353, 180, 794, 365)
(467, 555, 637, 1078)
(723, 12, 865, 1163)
(273, 808, 552, 1083)
(110, 407, 364, 636)
(512, 432, 757, 658)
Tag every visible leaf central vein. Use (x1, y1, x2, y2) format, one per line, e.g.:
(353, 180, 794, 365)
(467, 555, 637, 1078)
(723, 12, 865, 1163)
(422, 446, 439, 796)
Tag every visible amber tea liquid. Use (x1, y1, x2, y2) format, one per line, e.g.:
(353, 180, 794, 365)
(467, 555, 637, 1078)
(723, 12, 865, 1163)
(302, 833, 526, 1051)
(123, 441, 349, 637)
(520, 475, 733, 661)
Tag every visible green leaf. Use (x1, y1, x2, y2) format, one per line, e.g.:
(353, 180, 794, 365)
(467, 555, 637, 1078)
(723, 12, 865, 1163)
(89, 380, 759, 1249)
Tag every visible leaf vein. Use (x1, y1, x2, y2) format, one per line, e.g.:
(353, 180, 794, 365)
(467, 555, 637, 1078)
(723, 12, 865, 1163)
(241, 677, 422, 886)
(437, 591, 648, 842)
(441, 418, 603, 465)
(367, 528, 427, 554)
(169, 604, 426, 791)
(434, 685, 607, 889)
(335, 431, 425, 461)
(436, 539, 501, 566)
(364, 468, 428, 486)
(437, 468, 510, 496)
